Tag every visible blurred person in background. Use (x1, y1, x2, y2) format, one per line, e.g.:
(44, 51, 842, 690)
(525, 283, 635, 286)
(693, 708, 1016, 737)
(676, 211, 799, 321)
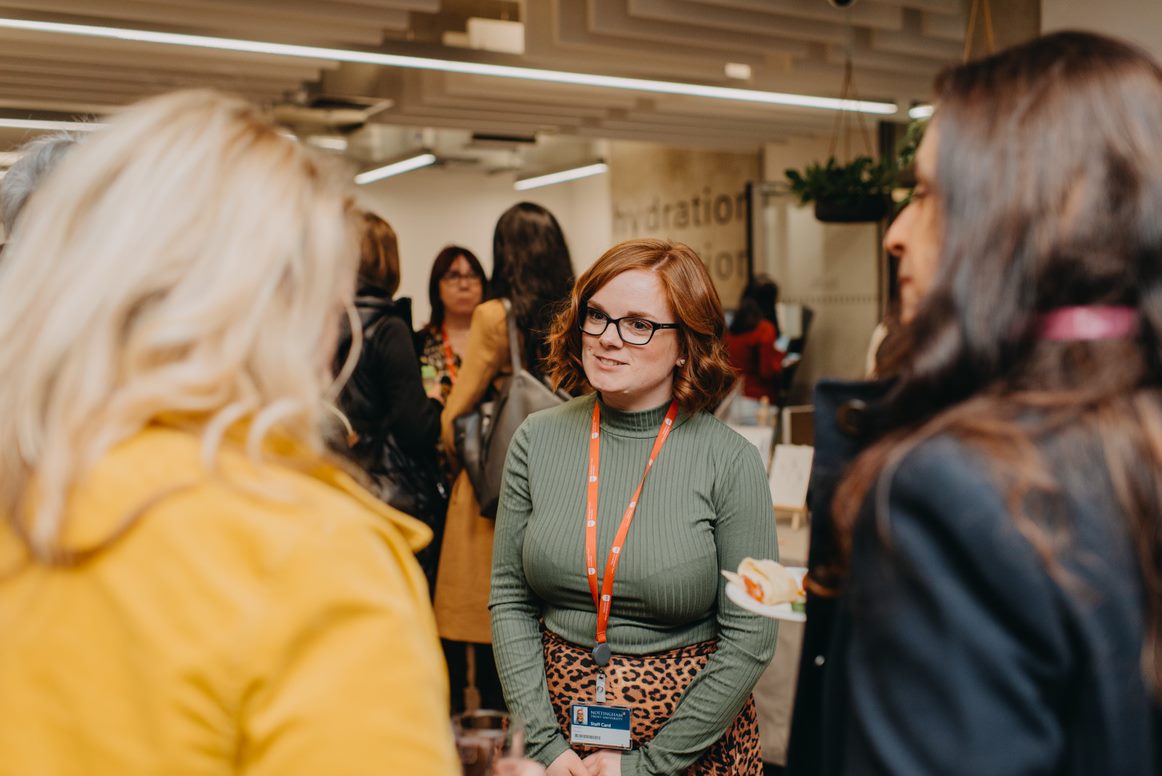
(0, 132, 77, 247)
(417, 244, 488, 401)
(491, 239, 778, 776)
(724, 276, 784, 422)
(333, 211, 447, 592)
(791, 32, 1162, 775)
(435, 201, 575, 714)
(0, 91, 458, 775)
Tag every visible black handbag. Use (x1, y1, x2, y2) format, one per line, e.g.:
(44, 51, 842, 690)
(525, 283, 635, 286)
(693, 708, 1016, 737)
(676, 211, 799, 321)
(453, 299, 567, 518)
(365, 430, 448, 526)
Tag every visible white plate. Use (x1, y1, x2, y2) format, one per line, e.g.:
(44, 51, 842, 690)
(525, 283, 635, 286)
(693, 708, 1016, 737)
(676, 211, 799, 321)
(724, 565, 807, 622)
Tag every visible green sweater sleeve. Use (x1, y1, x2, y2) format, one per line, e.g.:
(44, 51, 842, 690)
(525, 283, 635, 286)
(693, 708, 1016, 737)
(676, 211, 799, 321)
(489, 422, 571, 767)
(622, 444, 780, 776)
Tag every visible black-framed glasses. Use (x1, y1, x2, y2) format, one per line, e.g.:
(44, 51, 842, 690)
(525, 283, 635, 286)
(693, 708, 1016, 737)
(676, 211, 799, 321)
(580, 305, 680, 345)
(441, 271, 483, 285)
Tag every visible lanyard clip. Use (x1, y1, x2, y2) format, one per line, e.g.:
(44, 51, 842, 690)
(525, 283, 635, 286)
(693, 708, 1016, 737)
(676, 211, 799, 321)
(595, 670, 607, 704)
(591, 642, 612, 667)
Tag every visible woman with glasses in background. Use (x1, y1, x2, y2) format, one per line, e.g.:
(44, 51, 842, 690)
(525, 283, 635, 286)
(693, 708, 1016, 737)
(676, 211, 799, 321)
(490, 239, 778, 776)
(435, 202, 575, 714)
(417, 245, 487, 402)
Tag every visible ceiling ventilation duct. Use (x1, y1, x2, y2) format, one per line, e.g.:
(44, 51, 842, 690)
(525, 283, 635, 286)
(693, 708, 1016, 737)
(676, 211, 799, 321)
(271, 95, 393, 134)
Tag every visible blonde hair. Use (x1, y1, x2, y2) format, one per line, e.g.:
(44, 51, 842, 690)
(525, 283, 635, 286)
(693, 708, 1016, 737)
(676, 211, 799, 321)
(0, 90, 359, 561)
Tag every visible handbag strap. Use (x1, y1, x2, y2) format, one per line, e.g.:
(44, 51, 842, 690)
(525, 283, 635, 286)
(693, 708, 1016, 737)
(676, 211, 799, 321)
(502, 298, 522, 375)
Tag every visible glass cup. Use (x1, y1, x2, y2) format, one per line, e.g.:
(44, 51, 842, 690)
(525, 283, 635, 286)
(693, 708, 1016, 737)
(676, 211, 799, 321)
(454, 709, 509, 776)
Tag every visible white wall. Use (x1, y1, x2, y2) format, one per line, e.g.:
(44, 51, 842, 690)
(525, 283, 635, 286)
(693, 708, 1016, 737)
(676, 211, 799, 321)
(1042, 0, 1162, 58)
(760, 135, 883, 397)
(357, 166, 612, 327)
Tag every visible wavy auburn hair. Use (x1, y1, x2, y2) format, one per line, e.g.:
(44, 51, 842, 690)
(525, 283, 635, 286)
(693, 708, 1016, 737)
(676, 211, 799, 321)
(832, 32, 1162, 694)
(546, 239, 735, 414)
(0, 90, 358, 562)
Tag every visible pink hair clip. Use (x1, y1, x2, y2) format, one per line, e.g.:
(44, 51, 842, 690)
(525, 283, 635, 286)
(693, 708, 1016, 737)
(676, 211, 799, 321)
(1035, 306, 1138, 341)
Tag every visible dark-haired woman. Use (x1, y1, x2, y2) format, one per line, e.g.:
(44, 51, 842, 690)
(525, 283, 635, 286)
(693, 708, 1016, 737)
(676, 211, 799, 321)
(490, 239, 778, 776)
(724, 277, 784, 417)
(417, 245, 487, 401)
(434, 202, 575, 712)
(795, 32, 1162, 775)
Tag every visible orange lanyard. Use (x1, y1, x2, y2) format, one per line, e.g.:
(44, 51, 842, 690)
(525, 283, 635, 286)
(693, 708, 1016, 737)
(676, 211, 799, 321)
(441, 324, 458, 381)
(584, 399, 680, 665)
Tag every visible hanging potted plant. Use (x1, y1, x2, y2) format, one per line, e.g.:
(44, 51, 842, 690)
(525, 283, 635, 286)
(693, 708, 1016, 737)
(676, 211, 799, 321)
(781, 56, 896, 224)
(785, 155, 895, 223)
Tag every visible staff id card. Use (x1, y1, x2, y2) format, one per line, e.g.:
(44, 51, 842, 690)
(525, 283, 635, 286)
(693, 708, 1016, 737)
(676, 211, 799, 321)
(569, 704, 632, 750)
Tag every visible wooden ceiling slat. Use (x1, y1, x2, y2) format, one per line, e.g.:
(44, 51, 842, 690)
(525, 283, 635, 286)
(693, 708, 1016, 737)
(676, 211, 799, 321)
(417, 74, 611, 119)
(627, 0, 852, 45)
(0, 30, 333, 75)
(436, 72, 646, 110)
(331, 0, 439, 11)
(687, 0, 903, 30)
(146, 0, 413, 29)
(573, 124, 765, 151)
(622, 108, 832, 136)
(535, 0, 775, 79)
(871, 26, 963, 59)
(586, 0, 815, 58)
(873, 0, 961, 16)
(0, 56, 303, 90)
(0, 70, 297, 101)
(372, 111, 571, 136)
(0, 0, 394, 44)
(0, 83, 280, 106)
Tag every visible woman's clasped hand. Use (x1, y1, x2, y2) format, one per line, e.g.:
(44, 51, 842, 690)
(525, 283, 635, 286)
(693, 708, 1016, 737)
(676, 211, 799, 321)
(544, 748, 619, 776)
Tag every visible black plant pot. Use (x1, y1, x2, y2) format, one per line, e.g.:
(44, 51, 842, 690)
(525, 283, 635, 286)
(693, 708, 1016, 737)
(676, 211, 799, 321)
(814, 196, 889, 223)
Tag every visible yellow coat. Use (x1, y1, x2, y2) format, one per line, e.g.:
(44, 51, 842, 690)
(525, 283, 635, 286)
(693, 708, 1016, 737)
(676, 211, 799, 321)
(0, 423, 459, 776)
(434, 299, 511, 643)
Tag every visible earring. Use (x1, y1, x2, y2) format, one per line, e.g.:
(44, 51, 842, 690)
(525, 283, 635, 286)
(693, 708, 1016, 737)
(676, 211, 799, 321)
(677, 358, 687, 367)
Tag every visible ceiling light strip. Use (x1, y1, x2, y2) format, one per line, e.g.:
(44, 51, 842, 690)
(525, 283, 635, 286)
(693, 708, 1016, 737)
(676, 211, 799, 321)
(0, 18, 897, 116)
(354, 152, 436, 184)
(908, 104, 934, 120)
(515, 162, 609, 191)
(0, 118, 105, 131)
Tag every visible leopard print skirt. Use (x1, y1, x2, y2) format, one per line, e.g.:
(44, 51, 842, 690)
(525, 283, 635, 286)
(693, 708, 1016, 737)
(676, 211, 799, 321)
(542, 630, 762, 775)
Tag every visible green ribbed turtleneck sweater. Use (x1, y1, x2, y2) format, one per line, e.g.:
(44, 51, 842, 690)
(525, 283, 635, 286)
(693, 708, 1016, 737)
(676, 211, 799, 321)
(489, 394, 779, 775)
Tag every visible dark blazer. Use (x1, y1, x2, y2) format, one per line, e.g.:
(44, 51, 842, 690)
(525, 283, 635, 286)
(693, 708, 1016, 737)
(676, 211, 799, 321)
(814, 402, 1159, 774)
(787, 379, 891, 776)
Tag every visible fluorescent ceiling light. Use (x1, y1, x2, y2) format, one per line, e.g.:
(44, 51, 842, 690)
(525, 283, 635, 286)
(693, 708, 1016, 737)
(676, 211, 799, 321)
(908, 103, 934, 120)
(515, 162, 608, 191)
(355, 152, 436, 185)
(0, 117, 104, 131)
(0, 18, 897, 116)
(306, 135, 349, 152)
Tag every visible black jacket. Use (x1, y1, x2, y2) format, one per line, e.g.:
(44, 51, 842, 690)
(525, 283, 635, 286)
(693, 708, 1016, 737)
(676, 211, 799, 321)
(787, 379, 891, 776)
(337, 286, 440, 464)
(790, 380, 1160, 775)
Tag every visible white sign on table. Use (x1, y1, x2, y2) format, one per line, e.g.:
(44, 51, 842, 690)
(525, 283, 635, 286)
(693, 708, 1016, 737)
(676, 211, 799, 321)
(769, 444, 814, 529)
